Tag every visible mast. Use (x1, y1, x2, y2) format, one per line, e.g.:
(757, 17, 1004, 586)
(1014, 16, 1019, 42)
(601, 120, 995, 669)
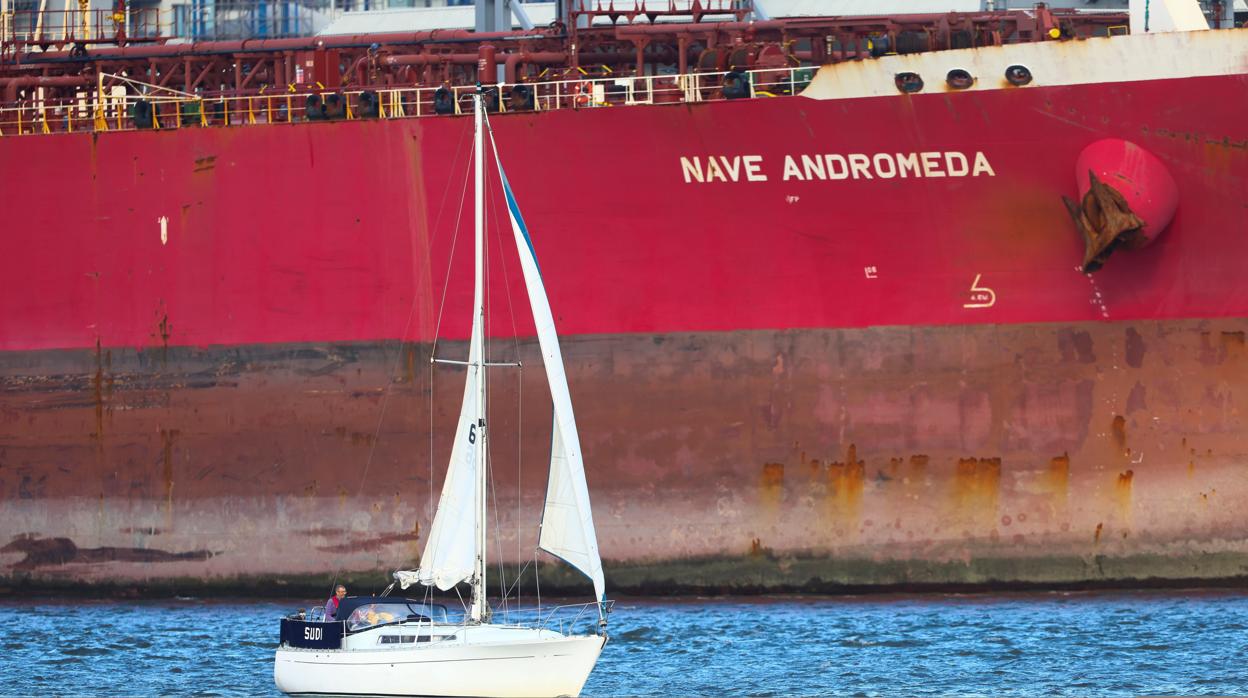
(470, 88, 488, 624)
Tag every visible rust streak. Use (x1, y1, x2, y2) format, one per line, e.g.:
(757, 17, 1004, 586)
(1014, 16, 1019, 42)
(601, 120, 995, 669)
(760, 462, 784, 510)
(192, 155, 217, 173)
(827, 444, 865, 520)
(1114, 469, 1134, 527)
(160, 428, 179, 512)
(158, 314, 171, 364)
(952, 456, 1001, 527)
(1111, 415, 1127, 454)
(749, 537, 765, 557)
(1222, 331, 1245, 359)
(1046, 454, 1070, 510)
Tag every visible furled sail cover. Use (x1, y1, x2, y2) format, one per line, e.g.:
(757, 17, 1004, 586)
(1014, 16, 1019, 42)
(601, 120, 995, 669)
(491, 136, 606, 604)
(395, 313, 483, 591)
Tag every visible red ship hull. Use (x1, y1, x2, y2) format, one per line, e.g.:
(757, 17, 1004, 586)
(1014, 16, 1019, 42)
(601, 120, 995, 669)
(2, 30, 1247, 592)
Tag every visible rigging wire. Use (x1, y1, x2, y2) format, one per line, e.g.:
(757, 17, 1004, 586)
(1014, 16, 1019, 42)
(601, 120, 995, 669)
(484, 140, 506, 619)
(479, 120, 530, 617)
(414, 120, 476, 614)
(517, 356, 523, 610)
(430, 128, 478, 360)
(486, 131, 532, 621)
(483, 131, 497, 621)
(328, 106, 473, 601)
(483, 125, 528, 614)
(483, 115, 539, 613)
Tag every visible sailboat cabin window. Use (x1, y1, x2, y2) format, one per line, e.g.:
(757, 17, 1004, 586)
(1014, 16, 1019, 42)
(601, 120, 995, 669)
(336, 598, 450, 632)
(376, 634, 456, 645)
(346, 603, 410, 631)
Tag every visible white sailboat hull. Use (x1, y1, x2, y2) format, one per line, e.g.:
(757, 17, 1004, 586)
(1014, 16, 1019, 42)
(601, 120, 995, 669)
(274, 624, 606, 697)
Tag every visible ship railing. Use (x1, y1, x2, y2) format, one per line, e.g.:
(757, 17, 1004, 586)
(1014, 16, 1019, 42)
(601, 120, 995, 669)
(1, 1, 329, 45)
(0, 65, 812, 137)
(1, 7, 171, 45)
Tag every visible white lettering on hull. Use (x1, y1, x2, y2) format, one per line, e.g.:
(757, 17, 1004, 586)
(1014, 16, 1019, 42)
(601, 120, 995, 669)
(963, 273, 997, 309)
(681, 152, 996, 183)
(681, 155, 769, 183)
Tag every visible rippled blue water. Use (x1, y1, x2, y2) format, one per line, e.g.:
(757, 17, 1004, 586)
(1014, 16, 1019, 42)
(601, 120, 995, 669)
(2, 591, 1247, 696)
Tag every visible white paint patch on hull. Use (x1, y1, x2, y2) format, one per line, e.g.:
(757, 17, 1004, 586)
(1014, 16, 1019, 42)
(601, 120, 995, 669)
(801, 28, 1247, 101)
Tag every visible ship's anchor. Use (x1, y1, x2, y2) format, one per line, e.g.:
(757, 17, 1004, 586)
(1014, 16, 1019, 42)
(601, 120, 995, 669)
(1062, 139, 1178, 273)
(1063, 171, 1147, 273)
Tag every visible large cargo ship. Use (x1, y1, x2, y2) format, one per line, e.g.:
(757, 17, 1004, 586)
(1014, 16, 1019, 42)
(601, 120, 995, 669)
(1, 0, 1246, 594)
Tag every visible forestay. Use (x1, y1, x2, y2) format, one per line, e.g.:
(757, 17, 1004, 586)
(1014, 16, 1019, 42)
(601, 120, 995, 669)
(490, 130, 606, 606)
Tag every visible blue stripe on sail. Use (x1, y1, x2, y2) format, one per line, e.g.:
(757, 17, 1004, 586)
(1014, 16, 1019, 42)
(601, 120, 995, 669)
(497, 162, 542, 278)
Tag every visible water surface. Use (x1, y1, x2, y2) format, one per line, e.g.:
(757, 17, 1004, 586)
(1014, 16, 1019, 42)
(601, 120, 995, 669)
(2, 590, 1245, 696)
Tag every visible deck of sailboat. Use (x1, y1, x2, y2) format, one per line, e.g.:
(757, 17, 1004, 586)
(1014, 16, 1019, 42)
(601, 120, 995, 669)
(284, 621, 599, 646)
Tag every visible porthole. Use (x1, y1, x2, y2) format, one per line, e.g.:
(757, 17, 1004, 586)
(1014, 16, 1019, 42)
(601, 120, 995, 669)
(895, 72, 924, 94)
(946, 69, 974, 90)
(1005, 64, 1033, 86)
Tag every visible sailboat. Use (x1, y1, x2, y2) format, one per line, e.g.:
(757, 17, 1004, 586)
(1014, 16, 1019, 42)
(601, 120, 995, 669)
(273, 88, 609, 698)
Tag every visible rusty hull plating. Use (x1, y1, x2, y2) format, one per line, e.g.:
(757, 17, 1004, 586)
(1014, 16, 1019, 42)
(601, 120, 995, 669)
(3, 320, 1248, 593)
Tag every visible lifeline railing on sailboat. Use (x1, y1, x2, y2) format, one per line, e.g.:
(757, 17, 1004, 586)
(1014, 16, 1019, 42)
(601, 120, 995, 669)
(492, 600, 615, 636)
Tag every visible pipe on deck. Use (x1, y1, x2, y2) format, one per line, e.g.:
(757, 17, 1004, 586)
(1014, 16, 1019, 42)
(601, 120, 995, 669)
(0, 75, 93, 101)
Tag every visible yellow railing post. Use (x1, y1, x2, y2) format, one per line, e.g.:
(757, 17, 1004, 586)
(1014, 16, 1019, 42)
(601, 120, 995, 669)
(93, 93, 107, 131)
(199, 98, 207, 127)
(17, 106, 22, 135)
(286, 95, 292, 122)
(247, 97, 256, 125)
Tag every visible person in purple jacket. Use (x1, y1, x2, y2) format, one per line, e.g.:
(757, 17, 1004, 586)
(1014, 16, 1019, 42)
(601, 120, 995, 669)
(324, 584, 347, 620)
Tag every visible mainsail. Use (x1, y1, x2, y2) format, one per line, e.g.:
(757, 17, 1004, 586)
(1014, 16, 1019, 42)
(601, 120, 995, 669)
(396, 311, 483, 592)
(490, 132, 606, 606)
